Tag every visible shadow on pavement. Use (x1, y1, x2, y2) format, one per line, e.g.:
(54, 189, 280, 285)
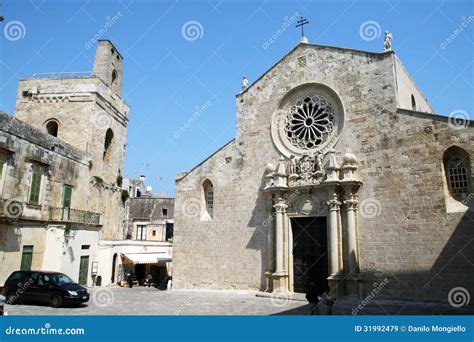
(273, 299, 474, 315)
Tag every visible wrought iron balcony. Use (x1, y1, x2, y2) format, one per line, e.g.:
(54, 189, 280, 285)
(49, 207, 102, 226)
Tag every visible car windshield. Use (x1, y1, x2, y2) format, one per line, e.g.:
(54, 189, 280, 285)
(50, 274, 74, 285)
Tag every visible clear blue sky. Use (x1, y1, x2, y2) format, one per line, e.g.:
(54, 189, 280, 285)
(1, 0, 473, 196)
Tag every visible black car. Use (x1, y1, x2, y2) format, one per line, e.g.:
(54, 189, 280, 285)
(3, 271, 89, 308)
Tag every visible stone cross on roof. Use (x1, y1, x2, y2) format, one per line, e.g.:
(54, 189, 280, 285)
(296, 17, 309, 43)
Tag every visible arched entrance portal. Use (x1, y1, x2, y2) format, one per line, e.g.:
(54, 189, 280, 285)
(262, 150, 362, 298)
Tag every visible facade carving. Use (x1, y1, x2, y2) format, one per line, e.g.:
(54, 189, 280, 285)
(288, 152, 325, 186)
(287, 194, 329, 216)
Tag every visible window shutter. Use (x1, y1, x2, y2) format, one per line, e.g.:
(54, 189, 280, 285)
(63, 185, 73, 208)
(29, 171, 42, 205)
(20, 245, 33, 271)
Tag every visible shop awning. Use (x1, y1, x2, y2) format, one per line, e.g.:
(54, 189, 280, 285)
(121, 252, 172, 265)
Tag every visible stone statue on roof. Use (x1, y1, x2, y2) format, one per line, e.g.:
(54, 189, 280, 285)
(242, 75, 249, 90)
(384, 31, 393, 51)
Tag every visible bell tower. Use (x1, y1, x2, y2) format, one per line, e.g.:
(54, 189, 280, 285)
(14, 39, 129, 185)
(92, 40, 123, 96)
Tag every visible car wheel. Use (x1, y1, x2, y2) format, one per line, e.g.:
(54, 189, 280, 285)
(50, 295, 63, 308)
(5, 292, 17, 305)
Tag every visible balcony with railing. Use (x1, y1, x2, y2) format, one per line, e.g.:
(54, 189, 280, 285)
(49, 207, 102, 226)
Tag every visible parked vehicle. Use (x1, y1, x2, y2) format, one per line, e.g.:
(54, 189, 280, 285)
(2, 271, 89, 308)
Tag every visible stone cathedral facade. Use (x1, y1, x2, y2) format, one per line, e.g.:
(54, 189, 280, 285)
(173, 40, 473, 302)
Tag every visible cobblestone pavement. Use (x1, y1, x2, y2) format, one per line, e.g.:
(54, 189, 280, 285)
(5, 287, 302, 315)
(4, 287, 474, 316)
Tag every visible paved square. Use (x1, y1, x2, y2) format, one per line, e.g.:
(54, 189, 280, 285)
(4, 287, 303, 315)
(4, 287, 473, 316)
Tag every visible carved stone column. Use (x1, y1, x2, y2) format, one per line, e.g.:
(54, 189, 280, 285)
(264, 197, 276, 292)
(272, 193, 288, 293)
(340, 152, 363, 297)
(327, 195, 342, 276)
(327, 192, 344, 297)
(343, 194, 359, 275)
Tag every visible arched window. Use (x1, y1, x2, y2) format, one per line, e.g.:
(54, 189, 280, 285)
(411, 94, 416, 111)
(103, 128, 114, 162)
(443, 146, 471, 201)
(45, 120, 58, 137)
(111, 69, 118, 84)
(203, 179, 214, 219)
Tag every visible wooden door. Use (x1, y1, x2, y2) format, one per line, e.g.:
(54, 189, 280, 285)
(291, 217, 329, 294)
(79, 256, 89, 285)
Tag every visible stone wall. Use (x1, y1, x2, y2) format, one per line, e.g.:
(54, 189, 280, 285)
(173, 43, 474, 302)
(11, 40, 129, 240)
(93, 40, 124, 97)
(394, 56, 433, 113)
(0, 114, 105, 284)
(0, 113, 91, 215)
(14, 77, 129, 186)
(355, 110, 473, 301)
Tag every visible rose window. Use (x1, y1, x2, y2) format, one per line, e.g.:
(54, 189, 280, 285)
(283, 95, 335, 151)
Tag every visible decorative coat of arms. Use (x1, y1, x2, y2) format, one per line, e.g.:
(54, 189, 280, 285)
(287, 152, 325, 186)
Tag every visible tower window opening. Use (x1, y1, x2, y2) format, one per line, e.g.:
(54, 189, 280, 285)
(45, 120, 59, 137)
(411, 94, 416, 111)
(103, 128, 114, 162)
(111, 69, 118, 85)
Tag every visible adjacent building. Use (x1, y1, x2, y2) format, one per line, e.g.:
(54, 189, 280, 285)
(0, 40, 128, 287)
(117, 178, 174, 287)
